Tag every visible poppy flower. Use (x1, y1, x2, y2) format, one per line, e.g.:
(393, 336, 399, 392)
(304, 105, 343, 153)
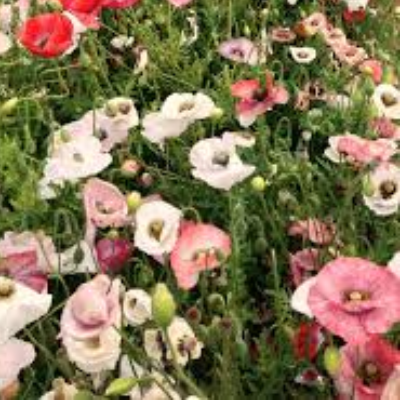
(60, 0, 103, 27)
(95, 237, 132, 273)
(231, 73, 289, 127)
(335, 335, 400, 400)
(102, 0, 141, 9)
(292, 322, 324, 361)
(288, 218, 336, 245)
(343, 8, 367, 23)
(18, 13, 74, 58)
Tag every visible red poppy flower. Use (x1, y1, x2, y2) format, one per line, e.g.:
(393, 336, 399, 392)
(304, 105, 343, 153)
(18, 13, 74, 58)
(343, 8, 366, 23)
(61, 0, 103, 28)
(102, 0, 141, 9)
(292, 322, 323, 361)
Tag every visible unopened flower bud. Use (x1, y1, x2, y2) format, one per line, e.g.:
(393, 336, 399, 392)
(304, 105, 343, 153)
(251, 176, 267, 192)
(121, 159, 141, 177)
(0, 97, 19, 117)
(126, 191, 142, 213)
(207, 293, 226, 314)
(324, 346, 341, 377)
(140, 172, 154, 188)
(152, 283, 176, 328)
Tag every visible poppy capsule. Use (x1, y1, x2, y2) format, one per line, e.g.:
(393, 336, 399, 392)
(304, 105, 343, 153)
(18, 13, 74, 58)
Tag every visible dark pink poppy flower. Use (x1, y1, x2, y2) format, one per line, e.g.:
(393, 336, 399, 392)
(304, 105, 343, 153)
(335, 336, 400, 400)
(170, 222, 231, 290)
(95, 238, 132, 273)
(290, 248, 321, 286)
(230, 73, 289, 127)
(18, 13, 74, 58)
(308, 257, 400, 343)
(288, 218, 336, 245)
(0, 251, 47, 293)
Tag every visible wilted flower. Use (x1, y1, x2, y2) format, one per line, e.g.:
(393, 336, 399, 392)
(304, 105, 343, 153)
(363, 163, 400, 216)
(189, 132, 256, 190)
(134, 200, 182, 256)
(290, 248, 321, 287)
(288, 218, 336, 245)
(170, 222, 231, 290)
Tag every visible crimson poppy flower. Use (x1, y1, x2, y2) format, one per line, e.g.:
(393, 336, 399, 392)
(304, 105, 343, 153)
(343, 8, 366, 23)
(292, 322, 323, 361)
(18, 13, 74, 58)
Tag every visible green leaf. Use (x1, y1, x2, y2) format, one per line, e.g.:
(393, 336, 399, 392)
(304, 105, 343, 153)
(74, 391, 95, 400)
(105, 377, 139, 397)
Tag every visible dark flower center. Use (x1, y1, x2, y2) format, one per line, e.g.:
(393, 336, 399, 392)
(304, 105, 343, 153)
(380, 180, 397, 199)
(358, 361, 382, 386)
(118, 102, 131, 115)
(382, 93, 398, 107)
(344, 290, 370, 303)
(179, 101, 195, 113)
(0, 277, 15, 298)
(212, 151, 230, 167)
(253, 88, 267, 102)
(177, 336, 197, 355)
(231, 47, 245, 58)
(86, 337, 101, 349)
(148, 220, 165, 241)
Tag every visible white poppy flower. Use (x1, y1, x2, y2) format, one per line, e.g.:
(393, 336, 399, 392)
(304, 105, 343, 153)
(39, 379, 78, 400)
(110, 35, 135, 50)
(290, 277, 316, 319)
(141, 112, 191, 147)
(363, 163, 400, 216)
(289, 46, 317, 64)
(161, 93, 216, 121)
(0, 277, 52, 345)
(57, 241, 98, 275)
(42, 135, 112, 184)
(372, 84, 400, 121)
(388, 252, 400, 280)
(189, 134, 256, 191)
(63, 327, 121, 374)
(123, 289, 152, 327)
(0, 338, 35, 391)
(134, 200, 182, 256)
(144, 317, 203, 366)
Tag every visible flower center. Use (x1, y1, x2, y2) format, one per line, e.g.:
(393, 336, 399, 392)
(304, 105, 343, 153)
(177, 336, 197, 355)
(118, 102, 131, 115)
(95, 201, 115, 214)
(72, 152, 84, 163)
(381, 93, 398, 107)
(0, 276, 15, 298)
(86, 337, 101, 349)
(253, 88, 267, 102)
(379, 180, 397, 199)
(297, 51, 309, 59)
(212, 151, 230, 167)
(358, 361, 382, 386)
(345, 290, 370, 303)
(178, 101, 195, 113)
(231, 47, 245, 58)
(148, 220, 165, 241)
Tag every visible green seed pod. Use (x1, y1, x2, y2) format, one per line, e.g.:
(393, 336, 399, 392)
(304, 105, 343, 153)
(152, 283, 176, 328)
(324, 346, 341, 377)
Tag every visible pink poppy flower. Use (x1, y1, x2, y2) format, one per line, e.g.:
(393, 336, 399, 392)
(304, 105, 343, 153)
(308, 257, 400, 343)
(170, 222, 231, 290)
(83, 178, 129, 244)
(325, 134, 397, 165)
(231, 73, 289, 127)
(335, 336, 400, 400)
(102, 0, 141, 9)
(288, 218, 336, 245)
(60, 274, 121, 339)
(371, 118, 400, 140)
(290, 248, 321, 287)
(166, 0, 193, 7)
(359, 59, 383, 84)
(0, 251, 47, 293)
(218, 38, 260, 65)
(0, 338, 35, 392)
(320, 27, 347, 48)
(301, 12, 328, 32)
(333, 43, 367, 66)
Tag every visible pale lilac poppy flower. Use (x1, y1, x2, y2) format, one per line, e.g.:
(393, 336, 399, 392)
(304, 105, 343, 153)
(0, 338, 35, 391)
(218, 38, 260, 65)
(363, 163, 400, 216)
(335, 335, 400, 400)
(170, 222, 231, 290)
(296, 257, 400, 343)
(60, 274, 121, 340)
(83, 178, 129, 244)
(231, 73, 289, 127)
(189, 133, 256, 190)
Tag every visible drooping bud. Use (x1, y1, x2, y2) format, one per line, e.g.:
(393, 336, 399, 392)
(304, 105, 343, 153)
(323, 346, 341, 377)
